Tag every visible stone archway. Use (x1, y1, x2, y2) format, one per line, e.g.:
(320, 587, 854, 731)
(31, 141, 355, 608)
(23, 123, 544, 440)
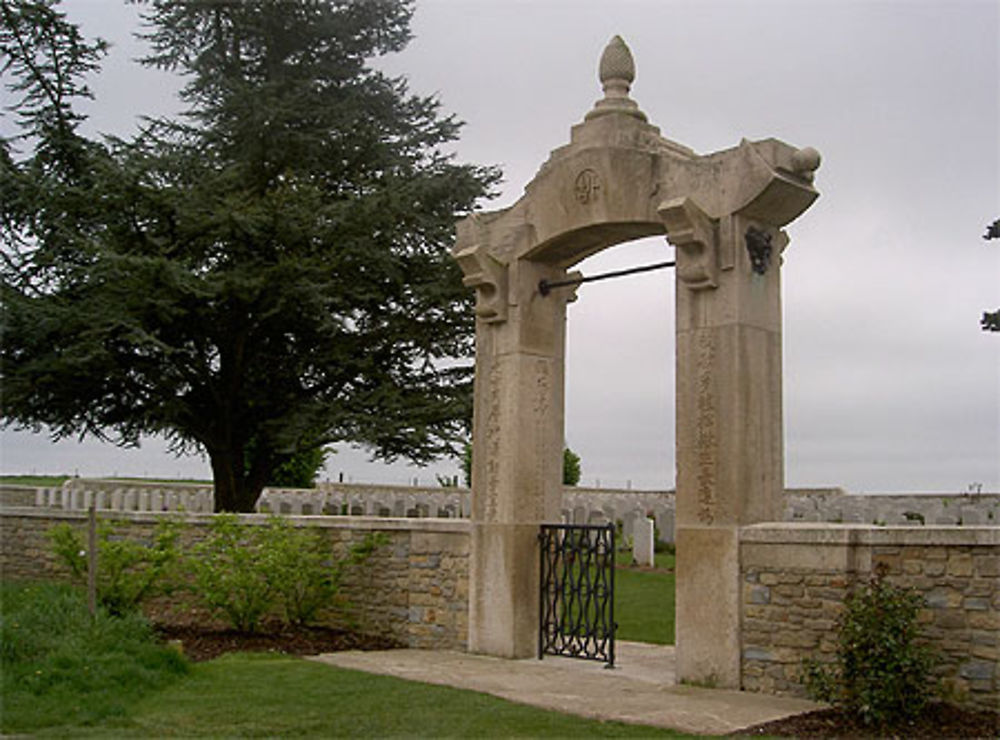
(453, 36, 820, 688)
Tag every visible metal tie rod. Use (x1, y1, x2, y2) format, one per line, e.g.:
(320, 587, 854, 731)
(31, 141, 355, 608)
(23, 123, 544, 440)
(538, 260, 676, 296)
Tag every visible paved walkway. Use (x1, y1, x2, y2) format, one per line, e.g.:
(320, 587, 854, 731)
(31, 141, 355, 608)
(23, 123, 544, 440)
(310, 642, 821, 736)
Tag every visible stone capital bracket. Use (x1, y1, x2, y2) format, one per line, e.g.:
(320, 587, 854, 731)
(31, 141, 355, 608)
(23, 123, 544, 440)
(658, 196, 719, 290)
(454, 245, 509, 324)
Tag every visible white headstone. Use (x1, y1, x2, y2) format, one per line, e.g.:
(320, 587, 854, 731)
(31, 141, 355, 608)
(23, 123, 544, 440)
(633, 517, 655, 567)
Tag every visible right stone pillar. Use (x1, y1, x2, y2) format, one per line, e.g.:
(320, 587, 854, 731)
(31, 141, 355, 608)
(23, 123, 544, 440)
(672, 210, 789, 688)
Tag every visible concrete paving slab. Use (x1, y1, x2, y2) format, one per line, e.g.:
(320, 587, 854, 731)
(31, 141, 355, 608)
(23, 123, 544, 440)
(309, 642, 821, 736)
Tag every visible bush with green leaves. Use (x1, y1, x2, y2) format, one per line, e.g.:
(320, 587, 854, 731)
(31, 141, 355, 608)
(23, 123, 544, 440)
(259, 517, 379, 626)
(48, 518, 181, 616)
(188, 515, 275, 632)
(802, 564, 938, 728)
(188, 515, 383, 632)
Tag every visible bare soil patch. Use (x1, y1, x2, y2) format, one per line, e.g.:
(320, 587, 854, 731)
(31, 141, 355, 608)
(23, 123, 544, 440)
(734, 703, 999, 739)
(154, 621, 400, 662)
(143, 597, 400, 662)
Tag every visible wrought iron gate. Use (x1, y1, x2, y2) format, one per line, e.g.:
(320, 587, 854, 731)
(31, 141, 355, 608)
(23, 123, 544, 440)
(538, 523, 616, 667)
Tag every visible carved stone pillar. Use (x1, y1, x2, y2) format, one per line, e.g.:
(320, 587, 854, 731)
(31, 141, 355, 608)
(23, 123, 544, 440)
(459, 246, 572, 657)
(669, 204, 792, 687)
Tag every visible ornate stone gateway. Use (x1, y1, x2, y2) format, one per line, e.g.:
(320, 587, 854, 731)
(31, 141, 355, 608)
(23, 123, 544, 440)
(453, 36, 820, 687)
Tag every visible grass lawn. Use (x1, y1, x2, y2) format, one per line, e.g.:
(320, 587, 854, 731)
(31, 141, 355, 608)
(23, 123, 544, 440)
(0, 581, 189, 733)
(107, 476, 213, 485)
(0, 474, 71, 487)
(2, 580, 697, 737)
(615, 552, 676, 645)
(58, 653, 699, 738)
(0, 475, 212, 487)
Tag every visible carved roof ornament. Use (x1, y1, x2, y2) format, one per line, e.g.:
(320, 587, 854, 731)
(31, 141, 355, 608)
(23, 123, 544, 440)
(586, 35, 648, 122)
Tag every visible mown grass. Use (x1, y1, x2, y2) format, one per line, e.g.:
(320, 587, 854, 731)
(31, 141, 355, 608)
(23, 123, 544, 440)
(61, 653, 696, 738)
(0, 474, 212, 487)
(616, 551, 676, 645)
(2, 579, 693, 737)
(107, 476, 213, 485)
(0, 474, 71, 487)
(0, 581, 189, 733)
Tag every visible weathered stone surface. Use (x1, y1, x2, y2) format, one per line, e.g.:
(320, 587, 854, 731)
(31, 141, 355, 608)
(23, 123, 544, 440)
(452, 34, 819, 677)
(739, 524, 1000, 712)
(0, 508, 470, 651)
(676, 526, 742, 687)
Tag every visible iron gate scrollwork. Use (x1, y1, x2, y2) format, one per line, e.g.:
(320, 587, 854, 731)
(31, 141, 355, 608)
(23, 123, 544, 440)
(538, 523, 616, 667)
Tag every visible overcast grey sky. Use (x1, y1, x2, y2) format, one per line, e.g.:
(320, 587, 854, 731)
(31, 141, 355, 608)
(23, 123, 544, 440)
(1, 0, 998, 493)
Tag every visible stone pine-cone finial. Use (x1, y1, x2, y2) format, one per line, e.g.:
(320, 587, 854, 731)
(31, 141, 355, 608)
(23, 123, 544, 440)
(586, 35, 647, 122)
(599, 35, 635, 88)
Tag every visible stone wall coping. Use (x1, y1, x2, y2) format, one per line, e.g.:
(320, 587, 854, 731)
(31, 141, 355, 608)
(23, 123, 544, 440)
(0, 506, 471, 534)
(567, 488, 672, 496)
(43, 479, 1000, 498)
(741, 522, 1000, 546)
(63, 478, 212, 491)
(317, 482, 467, 496)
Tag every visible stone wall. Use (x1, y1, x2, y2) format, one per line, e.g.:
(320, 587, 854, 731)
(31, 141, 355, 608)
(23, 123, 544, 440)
(740, 524, 999, 711)
(0, 507, 469, 651)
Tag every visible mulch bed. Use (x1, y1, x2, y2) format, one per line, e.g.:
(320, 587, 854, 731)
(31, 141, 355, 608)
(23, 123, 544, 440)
(143, 597, 401, 662)
(735, 703, 1000, 739)
(154, 622, 401, 663)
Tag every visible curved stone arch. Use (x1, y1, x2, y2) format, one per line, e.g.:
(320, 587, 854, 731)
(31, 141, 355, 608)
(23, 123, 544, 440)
(454, 36, 820, 683)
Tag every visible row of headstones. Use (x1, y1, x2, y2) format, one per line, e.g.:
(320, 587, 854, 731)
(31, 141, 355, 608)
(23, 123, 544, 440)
(35, 485, 467, 518)
(31, 485, 659, 565)
(38, 484, 995, 538)
(559, 505, 664, 566)
(784, 494, 999, 526)
(564, 503, 675, 544)
(34, 487, 214, 513)
(256, 488, 470, 519)
(34, 484, 671, 543)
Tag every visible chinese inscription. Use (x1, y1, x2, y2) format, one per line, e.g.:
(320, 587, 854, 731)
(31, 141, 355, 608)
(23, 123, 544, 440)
(483, 362, 502, 520)
(695, 333, 717, 524)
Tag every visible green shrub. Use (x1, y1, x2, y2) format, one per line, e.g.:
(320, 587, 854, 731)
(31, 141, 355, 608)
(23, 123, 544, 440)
(188, 515, 384, 631)
(654, 539, 675, 555)
(802, 564, 937, 728)
(188, 514, 274, 632)
(48, 518, 181, 616)
(259, 517, 371, 626)
(902, 511, 926, 525)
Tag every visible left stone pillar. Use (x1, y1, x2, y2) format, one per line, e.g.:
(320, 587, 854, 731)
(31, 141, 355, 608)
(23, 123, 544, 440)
(455, 241, 571, 657)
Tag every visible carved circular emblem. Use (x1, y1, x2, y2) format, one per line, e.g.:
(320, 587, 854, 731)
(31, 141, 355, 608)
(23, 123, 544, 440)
(574, 169, 601, 204)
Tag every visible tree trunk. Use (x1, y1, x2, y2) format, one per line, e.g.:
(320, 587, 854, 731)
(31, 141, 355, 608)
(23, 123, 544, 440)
(208, 447, 265, 513)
